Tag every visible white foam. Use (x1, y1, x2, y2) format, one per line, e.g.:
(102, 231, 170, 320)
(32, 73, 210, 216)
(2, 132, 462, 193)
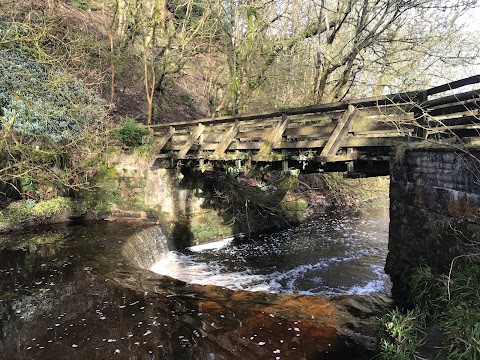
(149, 209, 390, 296)
(346, 265, 389, 295)
(188, 237, 234, 252)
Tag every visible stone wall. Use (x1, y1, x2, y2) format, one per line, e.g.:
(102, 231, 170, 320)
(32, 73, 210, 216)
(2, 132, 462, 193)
(108, 154, 307, 247)
(386, 148, 480, 299)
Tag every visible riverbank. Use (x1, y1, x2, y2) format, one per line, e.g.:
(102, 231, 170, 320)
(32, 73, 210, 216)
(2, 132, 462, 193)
(0, 169, 389, 242)
(377, 260, 480, 359)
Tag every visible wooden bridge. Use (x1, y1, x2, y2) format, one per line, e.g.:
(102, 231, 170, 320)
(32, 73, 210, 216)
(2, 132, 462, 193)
(150, 75, 480, 175)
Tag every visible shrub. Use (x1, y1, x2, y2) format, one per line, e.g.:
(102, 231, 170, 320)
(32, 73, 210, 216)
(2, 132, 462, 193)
(0, 20, 110, 200)
(0, 48, 106, 142)
(113, 119, 149, 148)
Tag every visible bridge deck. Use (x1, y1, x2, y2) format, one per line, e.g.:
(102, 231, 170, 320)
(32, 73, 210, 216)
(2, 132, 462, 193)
(150, 75, 480, 173)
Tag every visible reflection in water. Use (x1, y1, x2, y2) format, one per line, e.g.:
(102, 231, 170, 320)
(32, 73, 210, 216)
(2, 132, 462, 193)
(151, 207, 391, 295)
(0, 209, 391, 360)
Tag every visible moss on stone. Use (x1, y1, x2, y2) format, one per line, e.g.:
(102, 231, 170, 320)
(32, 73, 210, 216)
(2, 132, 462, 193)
(190, 210, 234, 244)
(280, 194, 308, 223)
(0, 197, 90, 232)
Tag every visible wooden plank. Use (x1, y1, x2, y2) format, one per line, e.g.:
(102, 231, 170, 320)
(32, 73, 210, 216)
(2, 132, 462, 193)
(255, 113, 289, 158)
(285, 123, 337, 138)
(426, 75, 480, 96)
(428, 123, 480, 134)
(352, 128, 413, 136)
(148, 92, 417, 129)
(432, 109, 480, 123)
(168, 133, 223, 143)
(155, 126, 175, 151)
(320, 105, 357, 157)
(177, 123, 205, 158)
(316, 152, 358, 163)
(278, 139, 327, 149)
(238, 128, 275, 140)
(424, 90, 480, 108)
(427, 98, 480, 117)
(342, 136, 407, 147)
(213, 122, 240, 156)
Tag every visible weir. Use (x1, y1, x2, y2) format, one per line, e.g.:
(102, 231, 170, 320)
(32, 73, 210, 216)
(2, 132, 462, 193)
(110, 76, 480, 304)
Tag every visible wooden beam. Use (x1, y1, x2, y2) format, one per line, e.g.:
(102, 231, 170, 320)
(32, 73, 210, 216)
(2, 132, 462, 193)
(255, 113, 289, 160)
(155, 126, 175, 151)
(317, 151, 358, 163)
(426, 74, 480, 96)
(319, 105, 357, 158)
(178, 123, 205, 158)
(213, 121, 241, 156)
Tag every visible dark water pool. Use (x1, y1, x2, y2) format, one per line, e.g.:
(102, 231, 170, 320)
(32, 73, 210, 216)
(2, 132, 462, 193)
(0, 207, 390, 360)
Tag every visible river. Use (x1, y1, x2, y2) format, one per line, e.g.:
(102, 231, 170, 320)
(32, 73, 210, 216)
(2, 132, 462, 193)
(0, 206, 391, 360)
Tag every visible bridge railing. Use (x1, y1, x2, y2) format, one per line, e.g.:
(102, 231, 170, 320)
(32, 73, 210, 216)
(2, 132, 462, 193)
(149, 75, 480, 164)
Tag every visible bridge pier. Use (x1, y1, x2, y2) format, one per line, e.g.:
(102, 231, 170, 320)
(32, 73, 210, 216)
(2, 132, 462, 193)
(386, 148, 480, 302)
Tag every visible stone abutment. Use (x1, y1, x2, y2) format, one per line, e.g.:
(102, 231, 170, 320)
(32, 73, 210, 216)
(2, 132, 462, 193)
(386, 148, 480, 301)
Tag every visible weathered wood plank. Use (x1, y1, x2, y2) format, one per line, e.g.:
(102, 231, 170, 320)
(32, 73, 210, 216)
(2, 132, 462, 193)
(316, 152, 358, 163)
(178, 123, 205, 158)
(278, 139, 327, 149)
(285, 123, 337, 138)
(255, 113, 289, 158)
(213, 122, 240, 156)
(426, 98, 480, 117)
(155, 126, 175, 151)
(428, 123, 480, 134)
(426, 75, 480, 96)
(238, 128, 275, 141)
(352, 128, 413, 136)
(320, 105, 357, 157)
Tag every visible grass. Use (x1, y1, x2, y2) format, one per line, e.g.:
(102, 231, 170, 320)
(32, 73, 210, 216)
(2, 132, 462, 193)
(378, 260, 480, 359)
(376, 309, 425, 360)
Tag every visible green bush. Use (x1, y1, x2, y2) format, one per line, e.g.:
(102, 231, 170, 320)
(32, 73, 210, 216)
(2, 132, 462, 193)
(0, 20, 111, 200)
(113, 119, 149, 148)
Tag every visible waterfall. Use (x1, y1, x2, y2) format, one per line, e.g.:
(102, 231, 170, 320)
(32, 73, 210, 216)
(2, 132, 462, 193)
(121, 226, 170, 269)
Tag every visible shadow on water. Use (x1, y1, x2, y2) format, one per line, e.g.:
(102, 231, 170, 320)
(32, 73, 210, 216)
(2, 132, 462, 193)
(172, 166, 294, 245)
(0, 221, 391, 360)
(170, 170, 195, 250)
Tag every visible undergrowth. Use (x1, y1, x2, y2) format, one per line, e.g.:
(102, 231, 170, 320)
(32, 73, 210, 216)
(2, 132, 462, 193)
(378, 259, 480, 359)
(376, 309, 424, 360)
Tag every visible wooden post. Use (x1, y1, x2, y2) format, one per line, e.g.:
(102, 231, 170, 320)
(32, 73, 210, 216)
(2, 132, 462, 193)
(413, 91, 428, 139)
(156, 126, 175, 151)
(282, 149, 288, 172)
(213, 121, 240, 157)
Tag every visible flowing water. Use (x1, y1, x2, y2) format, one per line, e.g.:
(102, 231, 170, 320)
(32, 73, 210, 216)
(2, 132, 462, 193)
(151, 207, 390, 295)
(0, 206, 391, 360)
